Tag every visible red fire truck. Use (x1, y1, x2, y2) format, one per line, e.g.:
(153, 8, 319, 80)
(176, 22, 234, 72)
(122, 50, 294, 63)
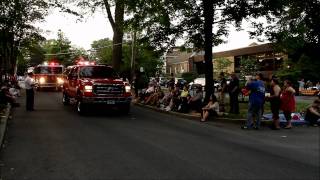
(62, 62, 132, 115)
(33, 62, 64, 90)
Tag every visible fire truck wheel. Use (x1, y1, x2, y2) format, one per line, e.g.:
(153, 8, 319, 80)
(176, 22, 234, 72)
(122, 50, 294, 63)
(76, 100, 87, 115)
(62, 93, 70, 105)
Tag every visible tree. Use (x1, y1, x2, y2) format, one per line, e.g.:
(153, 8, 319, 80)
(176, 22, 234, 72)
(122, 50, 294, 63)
(74, 0, 125, 71)
(91, 38, 113, 64)
(0, 0, 80, 81)
(247, 0, 320, 81)
(181, 72, 198, 83)
(42, 30, 73, 66)
(214, 57, 233, 77)
(125, 0, 269, 101)
(90, 38, 162, 80)
(0, 0, 48, 79)
(239, 57, 260, 79)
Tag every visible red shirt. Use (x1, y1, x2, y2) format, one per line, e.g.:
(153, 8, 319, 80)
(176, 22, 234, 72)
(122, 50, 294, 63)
(280, 87, 296, 112)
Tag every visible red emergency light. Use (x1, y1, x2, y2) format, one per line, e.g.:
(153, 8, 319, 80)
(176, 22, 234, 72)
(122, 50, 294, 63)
(77, 61, 95, 66)
(47, 61, 59, 66)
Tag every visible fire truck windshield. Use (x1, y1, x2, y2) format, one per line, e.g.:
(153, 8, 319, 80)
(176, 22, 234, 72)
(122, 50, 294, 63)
(79, 66, 119, 79)
(34, 66, 63, 74)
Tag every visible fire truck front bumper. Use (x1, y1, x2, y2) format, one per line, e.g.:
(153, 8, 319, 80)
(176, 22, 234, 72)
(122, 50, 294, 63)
(81, 97, 132, 105)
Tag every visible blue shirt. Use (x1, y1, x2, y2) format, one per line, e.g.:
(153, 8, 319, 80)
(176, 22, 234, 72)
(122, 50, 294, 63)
(247, 80, 265, 106)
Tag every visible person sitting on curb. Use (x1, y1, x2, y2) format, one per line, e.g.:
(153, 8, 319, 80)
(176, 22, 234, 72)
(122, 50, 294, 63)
(304, 99, 320, 127)
(188, 86, 203, 113)
(165, 85, 181, 111)
(139, 83, 156, 103)
(159, 88, 174, 109)
(9, 83, 21, 98)
(0, 85, 17, 106)
(200, 95, 223, 122)
(177, 85, 190, 113)
(144, 86, 164, 106)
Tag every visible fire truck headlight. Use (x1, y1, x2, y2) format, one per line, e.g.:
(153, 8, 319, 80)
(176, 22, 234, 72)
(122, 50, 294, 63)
(125, 85, 131, 93)
(39, 77, 45, 84)
(84, 85, 93, 92)
(57, 77, 64, 84)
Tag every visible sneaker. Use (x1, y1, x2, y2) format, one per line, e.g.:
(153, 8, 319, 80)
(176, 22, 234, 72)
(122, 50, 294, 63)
(253, 126, 260, 130)
(241, 126, 250, 130)
(284, 126, 292, 129)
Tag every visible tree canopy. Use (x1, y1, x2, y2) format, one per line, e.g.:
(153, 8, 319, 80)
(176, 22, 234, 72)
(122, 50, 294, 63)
(91, 37, 162, 80)
(248, 0, 320, 80)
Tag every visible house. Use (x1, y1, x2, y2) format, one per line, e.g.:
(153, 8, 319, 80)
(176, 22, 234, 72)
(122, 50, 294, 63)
(165, 47, 193, 76)
(189, 43, 287, 78)
(164, 43, 287, 79)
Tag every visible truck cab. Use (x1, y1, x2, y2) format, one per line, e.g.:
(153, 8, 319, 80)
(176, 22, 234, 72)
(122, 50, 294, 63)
(62, 65, 132, 115)
(33, 63, 64, 90)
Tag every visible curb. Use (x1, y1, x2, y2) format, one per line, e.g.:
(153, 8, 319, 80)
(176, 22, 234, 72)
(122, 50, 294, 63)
(133, 102, 259, 125)
(133, 103, 312, 127)
(0, 104, 11, 151)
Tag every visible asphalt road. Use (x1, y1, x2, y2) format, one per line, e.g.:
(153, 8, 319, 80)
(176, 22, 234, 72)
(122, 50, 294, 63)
(0, 91, 319, 180)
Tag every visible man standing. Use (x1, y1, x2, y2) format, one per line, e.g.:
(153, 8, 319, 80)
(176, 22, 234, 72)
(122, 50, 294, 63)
(298, 78, 305, 94)
(168, 73, 175, 90)
(25, 72, 35, 111)
(228, 73, 240, 114)
(219, 72, 227, 112)
(242, 73, 265, 130)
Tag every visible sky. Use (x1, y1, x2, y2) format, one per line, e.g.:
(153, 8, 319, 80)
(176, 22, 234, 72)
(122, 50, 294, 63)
(35, 9, 265, 53)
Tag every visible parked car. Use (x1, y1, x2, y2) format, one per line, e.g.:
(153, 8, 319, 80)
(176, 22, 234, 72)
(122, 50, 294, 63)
(189, 77, 220, 91)
(175, 78, 187, 89)
(160, 79, 168, 87)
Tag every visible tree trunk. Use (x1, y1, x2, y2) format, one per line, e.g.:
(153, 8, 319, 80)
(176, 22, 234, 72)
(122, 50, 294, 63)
(203, 0, 214, 102)
(112, 0, 125, 71)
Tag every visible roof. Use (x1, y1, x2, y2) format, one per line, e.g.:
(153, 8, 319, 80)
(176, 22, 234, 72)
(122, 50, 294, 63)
(191, 43, 275, 62)
(166, 51, 193, 64)
(213, 43, 274, 58)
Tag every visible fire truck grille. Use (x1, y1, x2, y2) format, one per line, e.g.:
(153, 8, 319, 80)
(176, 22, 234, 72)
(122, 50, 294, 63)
(93, 85, 124, 95)
(46, 76, 56, 83)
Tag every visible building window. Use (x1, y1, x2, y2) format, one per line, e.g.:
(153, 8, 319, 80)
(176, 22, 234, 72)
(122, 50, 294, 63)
(234, 56, 241, 73)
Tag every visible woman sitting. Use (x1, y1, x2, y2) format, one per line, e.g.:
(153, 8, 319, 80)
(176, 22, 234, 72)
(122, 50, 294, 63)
(165, 86, 181, 111)
(159, 88, 174, 108)
(145, 86, 164, 106)
(304, 99, 320, 127)
(177, 85, 190, 113)
(188, 86, 203, 113)
(200, 95, 223, 122)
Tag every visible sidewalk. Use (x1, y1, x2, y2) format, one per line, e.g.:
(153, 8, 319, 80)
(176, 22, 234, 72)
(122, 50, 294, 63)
(0, 104, 11, 150)
(133, 101, 311, 127)
(133, 102, 258, 125)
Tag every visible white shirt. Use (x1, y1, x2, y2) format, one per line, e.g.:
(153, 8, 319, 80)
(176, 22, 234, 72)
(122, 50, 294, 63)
(25, 76, 35, 90)
(9, 87, 20, 97)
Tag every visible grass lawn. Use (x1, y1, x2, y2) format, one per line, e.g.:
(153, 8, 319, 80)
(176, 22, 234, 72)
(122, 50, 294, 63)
(224, 101, 310, 119)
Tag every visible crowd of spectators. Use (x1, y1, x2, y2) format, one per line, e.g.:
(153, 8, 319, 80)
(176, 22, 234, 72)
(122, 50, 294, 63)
(134, 77, 224, 122)
(0, 79, 21, 107)
(133, 72, 320, 126)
